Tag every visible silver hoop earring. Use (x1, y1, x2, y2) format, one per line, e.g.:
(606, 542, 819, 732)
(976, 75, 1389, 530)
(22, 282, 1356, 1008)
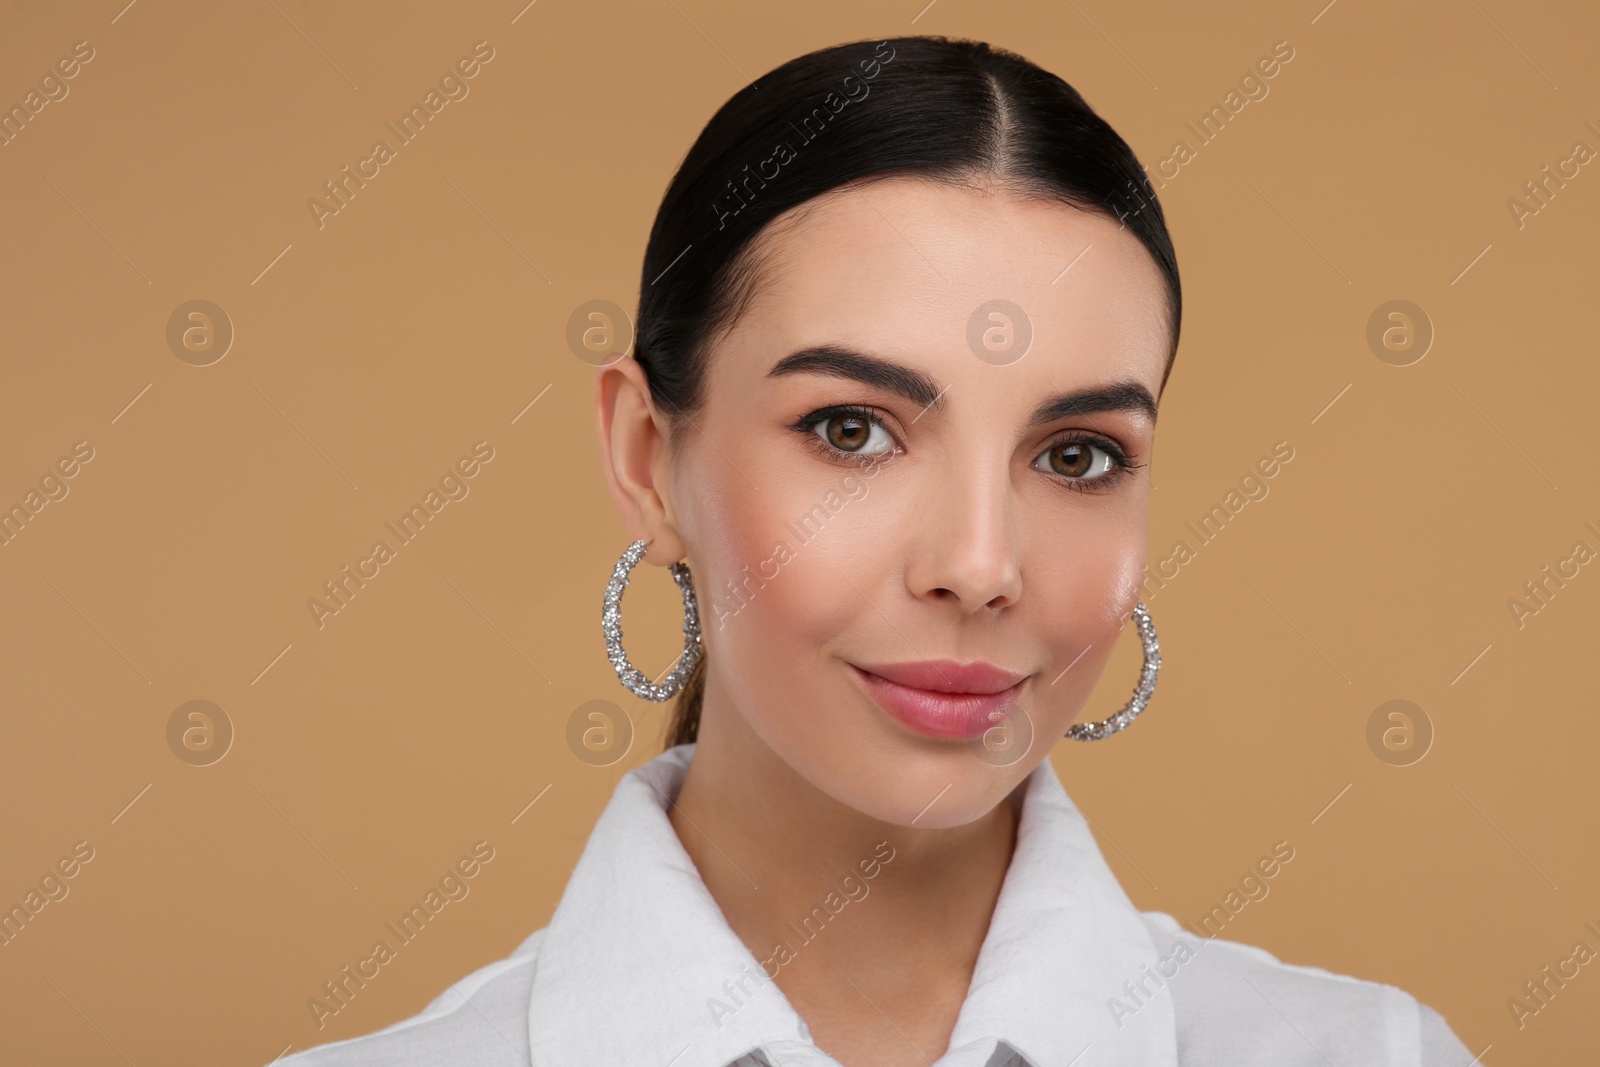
(1065, 601, 1160, 741)
(603, 539, 703, 701)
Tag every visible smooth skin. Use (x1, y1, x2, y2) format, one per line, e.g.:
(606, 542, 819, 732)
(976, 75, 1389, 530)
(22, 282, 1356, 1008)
(596, 176, 1172, 1066)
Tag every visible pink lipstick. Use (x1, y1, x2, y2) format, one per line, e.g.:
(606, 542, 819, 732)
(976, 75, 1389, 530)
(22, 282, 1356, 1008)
(849, 659, 1028, 740)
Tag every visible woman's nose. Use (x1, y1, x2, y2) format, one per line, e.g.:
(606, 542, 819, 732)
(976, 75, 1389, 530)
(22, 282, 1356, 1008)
(904, 458, 1023, 613)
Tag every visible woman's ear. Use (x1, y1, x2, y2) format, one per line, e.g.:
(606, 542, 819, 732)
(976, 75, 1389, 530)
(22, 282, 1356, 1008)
(594, 357, 687, 565)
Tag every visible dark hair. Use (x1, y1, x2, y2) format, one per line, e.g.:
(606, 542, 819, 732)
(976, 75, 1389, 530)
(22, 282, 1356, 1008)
(635, 35, 1181, 749)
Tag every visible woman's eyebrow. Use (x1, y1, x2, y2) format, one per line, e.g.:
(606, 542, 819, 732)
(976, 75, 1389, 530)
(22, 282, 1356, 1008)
(766, 344, 1157, 425)
(768, 345, 944, 409)
(1030, 381, 1157, 426)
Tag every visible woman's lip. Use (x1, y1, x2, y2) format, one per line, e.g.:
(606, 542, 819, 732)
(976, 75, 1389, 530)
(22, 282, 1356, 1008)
(850, 664, 1027, 740)
(850, 658, 1027, 694)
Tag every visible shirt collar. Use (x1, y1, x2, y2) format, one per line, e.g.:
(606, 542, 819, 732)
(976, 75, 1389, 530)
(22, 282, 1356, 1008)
(526, 744, 1177, 1067)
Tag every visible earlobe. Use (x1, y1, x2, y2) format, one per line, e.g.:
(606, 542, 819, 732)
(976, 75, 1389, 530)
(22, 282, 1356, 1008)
(594, 359, 686, 565)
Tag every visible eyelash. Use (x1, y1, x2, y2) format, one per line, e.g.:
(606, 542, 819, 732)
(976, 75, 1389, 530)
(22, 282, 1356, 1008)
(789, 404, 1144, 494)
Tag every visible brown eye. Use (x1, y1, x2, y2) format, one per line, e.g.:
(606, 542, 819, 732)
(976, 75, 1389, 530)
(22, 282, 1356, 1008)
(1035, 439, 1115, 480)
(812, 412, 894, 455)
(827, 415, 870, 451)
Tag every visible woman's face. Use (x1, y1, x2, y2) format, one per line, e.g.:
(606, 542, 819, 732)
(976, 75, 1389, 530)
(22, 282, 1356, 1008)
(657, 177, 1171, 828)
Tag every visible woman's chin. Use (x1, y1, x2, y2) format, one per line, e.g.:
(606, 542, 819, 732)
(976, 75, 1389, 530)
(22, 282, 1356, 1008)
(786, 741, 1040, 830)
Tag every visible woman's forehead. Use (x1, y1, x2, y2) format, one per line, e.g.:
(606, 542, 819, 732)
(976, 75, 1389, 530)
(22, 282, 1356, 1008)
(713, 180, 1170, 390)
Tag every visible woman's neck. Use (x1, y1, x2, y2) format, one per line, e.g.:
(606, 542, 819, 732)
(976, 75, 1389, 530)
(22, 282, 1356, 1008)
(667, 698, 1022, 1063)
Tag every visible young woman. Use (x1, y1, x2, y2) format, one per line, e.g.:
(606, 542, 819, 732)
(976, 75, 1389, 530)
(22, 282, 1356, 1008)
(278, 35, 1472, 1067)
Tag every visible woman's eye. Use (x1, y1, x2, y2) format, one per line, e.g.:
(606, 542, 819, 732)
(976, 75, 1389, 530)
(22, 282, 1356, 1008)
(812, 412, 896, 455)
(1034, 439, 1117, 481)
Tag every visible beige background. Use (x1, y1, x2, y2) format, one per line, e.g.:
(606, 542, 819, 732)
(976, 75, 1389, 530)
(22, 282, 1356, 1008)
(1, 0, 1596, 1063)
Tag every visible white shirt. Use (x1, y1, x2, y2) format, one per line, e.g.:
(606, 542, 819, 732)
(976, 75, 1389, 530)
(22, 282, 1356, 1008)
(277, 743, 1474, 1066)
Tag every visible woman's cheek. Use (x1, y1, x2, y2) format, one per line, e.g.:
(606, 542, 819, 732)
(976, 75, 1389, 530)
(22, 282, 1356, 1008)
(1061, 531, 1146, 633)
(710, 497, 887, 736)
(679, 443, 786, 603)
(690, 479, 816, 645)
(1024, 517, 1145, 721)
(708, 555, 844, 761)
(716, 511, 853, 657)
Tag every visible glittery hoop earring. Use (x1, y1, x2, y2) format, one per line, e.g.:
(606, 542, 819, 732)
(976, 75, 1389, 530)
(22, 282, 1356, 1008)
(603, 539, 703, 701)
(1065, 601, 1160, 740)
